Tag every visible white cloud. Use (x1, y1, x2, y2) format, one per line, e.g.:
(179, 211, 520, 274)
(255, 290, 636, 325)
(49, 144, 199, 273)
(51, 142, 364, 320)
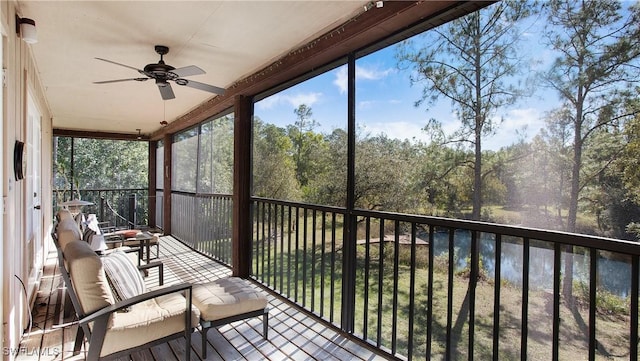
(359, 107, 546, 150)
(256, 91, 322, 110)
(287, 93, 321, 107)
(362, 121, 429, 143)
(334, 66, 348, 94)
(358, 100, 376, 110)
(256, 94, 281, 110)
(358, 66, 393, 80)
(485, 107, 546, 150)
(333, 64, 395, 94)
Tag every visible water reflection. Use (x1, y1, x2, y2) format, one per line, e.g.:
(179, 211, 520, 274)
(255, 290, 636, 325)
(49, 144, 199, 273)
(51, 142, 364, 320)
(429, 230, 632, 297)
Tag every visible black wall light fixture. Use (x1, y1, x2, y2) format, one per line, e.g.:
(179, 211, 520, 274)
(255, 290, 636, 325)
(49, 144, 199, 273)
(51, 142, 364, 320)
(14, 140, 25, 181)
(16, 15, 37, 44)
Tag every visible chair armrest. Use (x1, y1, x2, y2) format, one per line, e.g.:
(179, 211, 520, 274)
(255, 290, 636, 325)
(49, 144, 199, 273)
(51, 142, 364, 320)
(78, 282, 193, 360)
(139, 261, 164, 285)
(124, 246, 143, 266)
(79, 282, 192, 326)
(97, 246, 142, 266)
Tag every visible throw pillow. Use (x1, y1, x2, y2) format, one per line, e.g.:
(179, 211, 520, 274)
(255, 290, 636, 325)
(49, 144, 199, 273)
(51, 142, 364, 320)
(102, 251, 145, 312)
(83, 227, 96, 244)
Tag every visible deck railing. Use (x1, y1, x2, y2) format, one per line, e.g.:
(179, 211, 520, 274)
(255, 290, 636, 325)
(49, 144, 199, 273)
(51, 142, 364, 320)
(252, 197, 640, 361)
(171, 192, 233, 265)
(146, 192, 640, 360)
(53, 188, 149, 229)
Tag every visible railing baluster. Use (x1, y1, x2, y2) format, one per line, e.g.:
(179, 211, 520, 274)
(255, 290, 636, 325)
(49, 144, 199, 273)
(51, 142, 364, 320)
(320, 211, 326, 318)
(377, 218, 384, 347)
(363, 216, 371, 340)
(267, 203, 272, 285)
(272, 203, 278, 288)
(303, 208, 308, 307)
(426, 225, 434, 361)
(469, 230, 478, 360)
(521, 238, 530, 361)
(392, 220, 400, 355)
(250, 201, 256, 275)
(589, 248, 597, 361)
(330, 212, 337, 324)
(287, 205, 292, 298)
(631, 255, 638, 361)
(295, 206, 300, 302)
(446, 227, 454, 360)
(493, 234, 502, 361)
(312, 209, 317, 312)
(553, 242, 561, 361)
(261, 201, 267, 281)
(408, 223, 417, 361)
(280, 204, 285, 293)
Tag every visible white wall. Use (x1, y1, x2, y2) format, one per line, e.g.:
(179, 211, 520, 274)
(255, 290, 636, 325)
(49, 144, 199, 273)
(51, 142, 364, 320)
(1, 1, 52, 359)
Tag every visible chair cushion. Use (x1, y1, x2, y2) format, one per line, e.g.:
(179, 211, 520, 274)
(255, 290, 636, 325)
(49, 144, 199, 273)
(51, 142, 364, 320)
(192, 277, 268, 321)
(64, 241, 114, 315)
(100, 293, 200, 357)
(102, 251, 146, 308)
(57, 229, 81, 251)
(56, 209, 72, 221)
(56, 210, 82, 247)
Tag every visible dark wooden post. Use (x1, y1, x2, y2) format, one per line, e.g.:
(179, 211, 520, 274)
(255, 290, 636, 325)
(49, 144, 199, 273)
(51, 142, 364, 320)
(148, 140, 157, 227)
(128, 193, 137, 227)
(232, 95, 253, 278)
(341, 52, 357, 333)
(163, 133, 172, 235)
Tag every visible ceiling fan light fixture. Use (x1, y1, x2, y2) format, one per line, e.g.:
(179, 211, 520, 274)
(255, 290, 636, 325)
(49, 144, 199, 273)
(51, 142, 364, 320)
(94, 45, 225, 100)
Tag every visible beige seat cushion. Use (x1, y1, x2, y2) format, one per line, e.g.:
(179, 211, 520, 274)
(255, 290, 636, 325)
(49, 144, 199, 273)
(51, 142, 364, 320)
(64, 241, 114, 315)
(57, 228, 82, 251)
(55, 210, 83, 249)
(192, 278, 268, 321)
(56, 209, 74, 222)
(100, 292, 200, 357)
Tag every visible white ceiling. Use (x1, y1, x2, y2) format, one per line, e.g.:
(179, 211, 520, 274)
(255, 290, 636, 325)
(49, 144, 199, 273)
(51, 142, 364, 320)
(18, 1, 369, 136)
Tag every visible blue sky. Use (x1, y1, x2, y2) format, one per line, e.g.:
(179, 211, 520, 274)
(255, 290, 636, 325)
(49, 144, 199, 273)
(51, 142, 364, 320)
(254, 11, 558, 151)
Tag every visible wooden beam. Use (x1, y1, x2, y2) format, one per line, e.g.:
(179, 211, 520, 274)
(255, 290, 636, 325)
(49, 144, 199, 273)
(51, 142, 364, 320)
(148, 140, 157, 227)
(53, 128, 149, 141)
(232, 95, 253, 278)
(162, 133, 172, 234)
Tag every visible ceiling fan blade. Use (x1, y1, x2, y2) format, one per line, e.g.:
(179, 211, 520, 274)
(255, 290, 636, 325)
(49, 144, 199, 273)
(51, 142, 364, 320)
(95, 57, 144, 73)
(158, 82, 175, 100)
(178, 79, 225, 95)
(93, 78, 148, 84)
(171, 65, 205, 77)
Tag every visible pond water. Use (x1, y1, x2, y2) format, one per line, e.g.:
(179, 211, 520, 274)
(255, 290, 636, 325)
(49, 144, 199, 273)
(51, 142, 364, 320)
(428, 230, 633, 298)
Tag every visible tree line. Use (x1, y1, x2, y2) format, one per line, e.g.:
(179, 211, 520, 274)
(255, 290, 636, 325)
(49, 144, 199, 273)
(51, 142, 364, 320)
(254, 0, 640, 241)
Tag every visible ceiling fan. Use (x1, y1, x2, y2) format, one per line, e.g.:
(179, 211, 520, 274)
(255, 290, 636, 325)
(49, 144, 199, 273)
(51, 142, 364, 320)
(94, 45, 225, 100)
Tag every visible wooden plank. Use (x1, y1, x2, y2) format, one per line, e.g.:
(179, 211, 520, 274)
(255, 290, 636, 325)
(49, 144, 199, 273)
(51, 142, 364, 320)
(202, 326, 245, 360)
(130, 348, 156, 361)
(167, 337, 197, 361)
(150, 342, 178, 361)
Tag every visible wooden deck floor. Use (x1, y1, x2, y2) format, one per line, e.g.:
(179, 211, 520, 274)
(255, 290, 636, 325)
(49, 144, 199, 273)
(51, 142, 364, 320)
(17, 236, 386, 361)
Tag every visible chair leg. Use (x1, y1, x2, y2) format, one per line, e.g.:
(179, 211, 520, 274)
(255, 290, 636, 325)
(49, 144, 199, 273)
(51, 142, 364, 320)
(263, 312, 268, 339)
(201, 326, 209, 359)
(186, 335, 190, 361)
(73, 327, 84, 355)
